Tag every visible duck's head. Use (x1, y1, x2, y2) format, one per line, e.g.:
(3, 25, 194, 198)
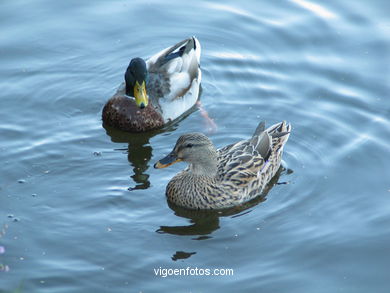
(154, 133, 218, 175)
(125, 57, 149, 109)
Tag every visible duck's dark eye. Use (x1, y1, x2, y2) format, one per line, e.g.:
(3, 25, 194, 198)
(186, 143, 194, 148)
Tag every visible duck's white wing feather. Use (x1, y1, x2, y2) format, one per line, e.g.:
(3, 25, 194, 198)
(146, 37, 202, 122)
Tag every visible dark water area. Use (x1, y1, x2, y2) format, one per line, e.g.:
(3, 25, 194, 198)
(1, 0, 389, 292)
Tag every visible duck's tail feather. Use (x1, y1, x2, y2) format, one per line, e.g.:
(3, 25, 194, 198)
(267, 121, 291, 134)
(250, 121, 272, 160)
(251, 121, 291, 159)
(267, 121, 291, 149)
(163, 38, 194, 62)
(252, 121, 266, 137)
(152, 37, 200, 67)
(271, 131, 290, 138)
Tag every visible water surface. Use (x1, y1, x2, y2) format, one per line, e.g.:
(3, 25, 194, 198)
(1, 0, 390, 292)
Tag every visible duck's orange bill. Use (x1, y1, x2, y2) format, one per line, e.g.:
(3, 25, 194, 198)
(154, 152, 181, 169)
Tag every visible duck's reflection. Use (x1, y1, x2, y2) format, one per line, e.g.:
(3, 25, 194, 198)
(157, 166, 286, 237)
(103, 124, 163, 190)
(171, 251, 197, 261)
(127, 138, 152, 191)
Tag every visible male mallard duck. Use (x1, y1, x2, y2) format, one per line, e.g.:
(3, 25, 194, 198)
(102, 37, 201, 132)
(154, 121, 291, 209)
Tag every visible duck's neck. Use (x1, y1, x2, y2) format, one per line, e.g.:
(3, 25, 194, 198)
(188, 152, 218, 177)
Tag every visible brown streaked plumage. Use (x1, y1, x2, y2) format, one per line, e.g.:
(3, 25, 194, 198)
(154, 121, 291, 209)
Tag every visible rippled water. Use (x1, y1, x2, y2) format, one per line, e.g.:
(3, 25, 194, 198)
(1, 0, 389, 292)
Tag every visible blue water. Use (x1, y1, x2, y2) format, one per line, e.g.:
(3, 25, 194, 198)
(1, 0, 389, 292)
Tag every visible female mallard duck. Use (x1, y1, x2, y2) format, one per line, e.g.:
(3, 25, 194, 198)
(154, 121, 291, 209)
(102, 37, 201, 132)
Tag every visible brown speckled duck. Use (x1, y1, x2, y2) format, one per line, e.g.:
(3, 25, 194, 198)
(102, 37, 201, 132)
(154, 121, 291, 209)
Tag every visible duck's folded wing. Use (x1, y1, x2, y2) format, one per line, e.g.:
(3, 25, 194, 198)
(218, 121, 291, 187)
(146, 37, 201, 102)
(217, 140, 266, 187)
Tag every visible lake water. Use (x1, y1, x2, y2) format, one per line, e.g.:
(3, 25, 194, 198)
(1, 0, 389, 292)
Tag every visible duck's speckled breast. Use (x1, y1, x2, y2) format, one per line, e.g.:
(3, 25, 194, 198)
(102, 96, 164, 132)
(166, 171, 236, 210)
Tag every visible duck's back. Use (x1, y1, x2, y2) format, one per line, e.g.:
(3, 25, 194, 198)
(216, 121, 291, 201)
(146, 37, 202, 122)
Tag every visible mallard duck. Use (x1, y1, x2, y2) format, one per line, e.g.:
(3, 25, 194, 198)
(102, 37, 201, 132)
(154, 121, 291, 209)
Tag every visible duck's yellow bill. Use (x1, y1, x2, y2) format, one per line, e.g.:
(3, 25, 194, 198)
(134, 80, 148, 109)
(154, 153, 181, 169)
